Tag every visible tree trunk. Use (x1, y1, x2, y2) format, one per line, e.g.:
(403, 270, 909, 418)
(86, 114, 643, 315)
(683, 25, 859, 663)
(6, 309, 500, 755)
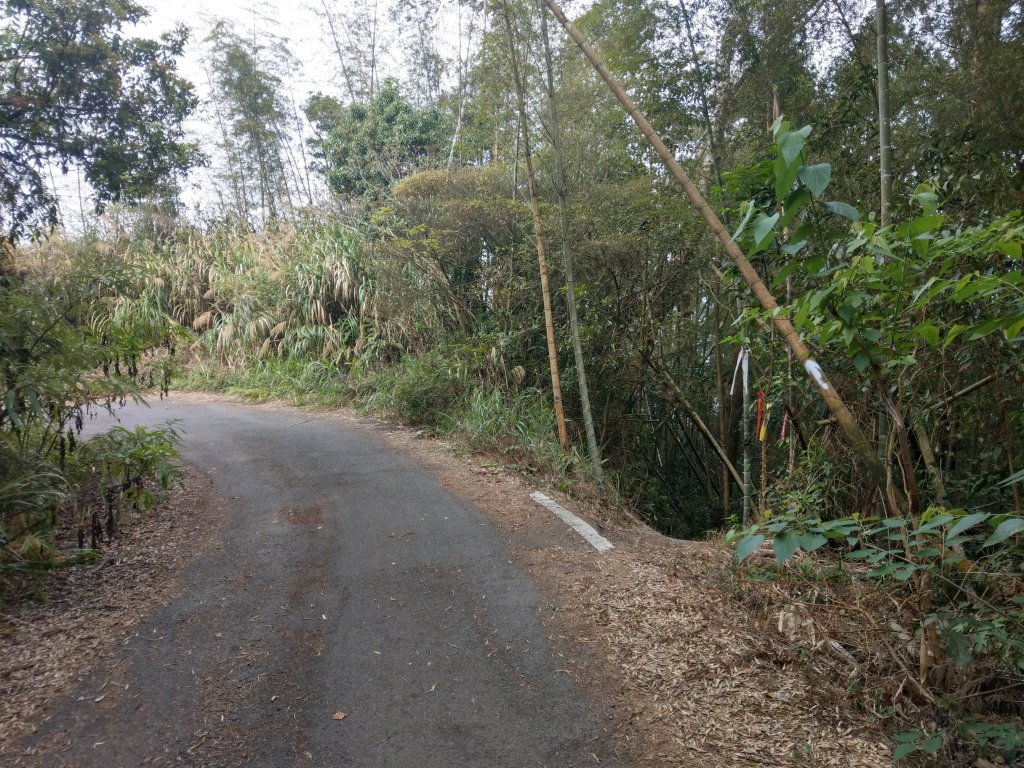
(321, 0, 358, 103)
(876, 0, 892, 225)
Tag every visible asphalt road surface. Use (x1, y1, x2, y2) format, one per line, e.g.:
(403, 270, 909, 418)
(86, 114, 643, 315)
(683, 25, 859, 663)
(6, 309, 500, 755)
(19, 400, 626, 767)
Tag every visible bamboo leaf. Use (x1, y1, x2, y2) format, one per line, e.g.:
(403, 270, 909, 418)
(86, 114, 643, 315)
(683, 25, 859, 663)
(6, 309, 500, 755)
(914, 322, 940, 347)
(946, 512, 989, 540)
(999, 468, 1024, 487)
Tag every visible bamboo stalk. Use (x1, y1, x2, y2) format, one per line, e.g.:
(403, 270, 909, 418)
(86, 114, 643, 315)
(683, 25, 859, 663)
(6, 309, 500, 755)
(540, 1, 603, 482)
(500, 0, 569, 452)
(543, 0, 889, 495)
(924, 373, 997, 413)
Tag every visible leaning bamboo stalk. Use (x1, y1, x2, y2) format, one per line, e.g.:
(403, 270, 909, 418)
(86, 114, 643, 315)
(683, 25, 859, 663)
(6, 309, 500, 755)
(542, 0, 888, 493)
(648, 353, 746, 498)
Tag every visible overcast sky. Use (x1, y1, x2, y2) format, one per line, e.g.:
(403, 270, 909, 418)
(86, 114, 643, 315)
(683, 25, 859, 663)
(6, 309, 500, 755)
(139, 0, 346, 96)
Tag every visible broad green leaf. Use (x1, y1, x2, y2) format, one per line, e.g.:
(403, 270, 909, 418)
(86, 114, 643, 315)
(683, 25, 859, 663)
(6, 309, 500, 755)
(799, 533, 828, 552)
(780, 240, 807, 256)
(921, 734, 944, 756)
(946, 512, 989, 539)
(752, 212, 780, 250)
(798, 163, 831, 197)
(909, 215, 944, 237)
(982, 517, 1024, 548)
(867, 562, 898, 578)
(895, 730, 923, 743)
(822, 201, 861, 221)
(778, 125, 812, 166)
(913, 186, 939, 216)
(809, 284, 836, 310)
(773, 260, 802, 287)
(774, 153, 801, 203)
(820, 519, 861, 533)
(845, 548, 876, 560)
(942, 630, 973, 666)
(997, 240, 1021, 259)
(914, 322, 940, 347)
(892, 564, 917, 581)
(773, 531, 800, 563)
(854, 353, 871, 373)
(780, 187, 812, 229)
(803, 255, 825, 274)
(790, 222, 814, 245)
(736, 534, 765, 562)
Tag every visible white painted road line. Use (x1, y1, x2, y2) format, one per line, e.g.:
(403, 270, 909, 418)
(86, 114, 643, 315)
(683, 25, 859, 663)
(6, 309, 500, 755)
(529, 492, 614, 552)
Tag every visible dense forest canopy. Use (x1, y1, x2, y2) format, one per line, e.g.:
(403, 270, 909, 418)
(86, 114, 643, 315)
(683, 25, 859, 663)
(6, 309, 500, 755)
(1, 0, 1023, 761)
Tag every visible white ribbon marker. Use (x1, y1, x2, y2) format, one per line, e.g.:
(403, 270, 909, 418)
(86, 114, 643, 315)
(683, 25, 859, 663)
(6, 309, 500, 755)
(730, 347, 749, 397)
(803, 358, 830, 390)
(530, 492, 614, 552)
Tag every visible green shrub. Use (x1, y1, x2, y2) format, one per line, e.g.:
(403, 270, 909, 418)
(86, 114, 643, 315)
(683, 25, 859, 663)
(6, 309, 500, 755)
(358, 346, 471, 427)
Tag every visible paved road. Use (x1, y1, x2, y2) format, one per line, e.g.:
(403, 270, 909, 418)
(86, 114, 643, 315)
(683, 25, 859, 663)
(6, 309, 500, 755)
(22, 401, 624, 767)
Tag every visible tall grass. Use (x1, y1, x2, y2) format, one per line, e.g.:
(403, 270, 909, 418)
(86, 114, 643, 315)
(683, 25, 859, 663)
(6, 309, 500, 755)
(10, 220, 588, 536)
(447, 387, 578, 478)
(177, 357, 352, 408)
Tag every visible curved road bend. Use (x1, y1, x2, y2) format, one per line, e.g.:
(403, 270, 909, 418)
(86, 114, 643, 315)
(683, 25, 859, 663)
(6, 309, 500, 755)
(20, 400, 627, 767)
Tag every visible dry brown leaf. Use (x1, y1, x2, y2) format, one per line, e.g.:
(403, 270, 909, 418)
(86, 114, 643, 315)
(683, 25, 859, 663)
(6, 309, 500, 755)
(332, 711, 347, 721)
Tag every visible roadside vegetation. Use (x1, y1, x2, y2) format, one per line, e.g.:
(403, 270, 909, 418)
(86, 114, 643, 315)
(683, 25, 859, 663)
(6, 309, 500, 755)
(2, 0, 1023, 762)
